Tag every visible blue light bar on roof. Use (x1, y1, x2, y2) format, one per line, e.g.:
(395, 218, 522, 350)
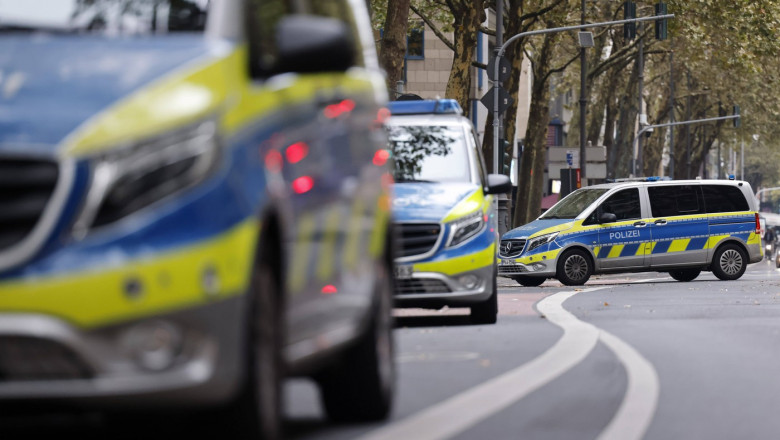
(387, 99, 463, 115)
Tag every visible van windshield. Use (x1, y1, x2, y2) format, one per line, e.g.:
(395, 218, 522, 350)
(541, 188, 608, 219)
(0, 0, 208, 34)
(387, 124, 471, 183)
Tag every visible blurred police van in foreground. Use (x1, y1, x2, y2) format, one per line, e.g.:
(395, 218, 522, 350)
(0, 1, 394, 437)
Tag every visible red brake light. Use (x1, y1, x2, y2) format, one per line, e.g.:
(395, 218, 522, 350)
(756, 213, 762, 234)
(285, 142, 309, 164)
(292, 176, 314, 194)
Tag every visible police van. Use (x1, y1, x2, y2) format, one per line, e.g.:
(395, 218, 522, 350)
(0, 0, 394, 436)
(386, 99, 511, 324)
(499, 178, 763, 286)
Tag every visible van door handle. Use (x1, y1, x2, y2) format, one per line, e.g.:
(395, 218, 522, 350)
(633, 221, 647, 227)
(654, 219, 667, 225)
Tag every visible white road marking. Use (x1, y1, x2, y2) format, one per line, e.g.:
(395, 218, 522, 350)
(358, 283, 661, 440)
(597, 331, 660, 440)
(357, 288, 603, 440)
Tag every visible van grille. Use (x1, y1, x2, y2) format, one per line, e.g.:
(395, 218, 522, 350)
(0, 157, 59, 251)
(396, 223, 441, 258)
(499, 239, 526, 258)
(395, 279, 450, 295)
(0, 336, 94, 381)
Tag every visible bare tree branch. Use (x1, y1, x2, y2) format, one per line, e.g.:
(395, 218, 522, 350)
(410, 4, 455, 51)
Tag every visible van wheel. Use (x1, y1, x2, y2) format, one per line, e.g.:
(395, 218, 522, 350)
(317, 259, 395, 421)
(222, 258, 282, 440)
(557, 249, 592, 286)
(512, 276, 546, 287)
(712, 244, 748, 281)
(471, 267, 498, 324)
(669, 269, 701, 282)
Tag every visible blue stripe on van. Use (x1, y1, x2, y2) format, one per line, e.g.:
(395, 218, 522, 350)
(598, 246, 612, 258)
(621, 243, 640, 257)
(652, 240, 672, 254)
(686, 237, 709, 251)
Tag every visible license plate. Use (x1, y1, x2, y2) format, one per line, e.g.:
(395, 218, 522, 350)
(498, 259, 517, 266)
(394, 264, 413, 279)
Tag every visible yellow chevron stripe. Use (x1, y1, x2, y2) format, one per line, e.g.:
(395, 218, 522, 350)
(288, 213, 316, 293)
(643, 242, 657, 255)
(316, 206, 343, 281)
(668, 238, 690, 253)
(607, 245, 624, 259)
(342, 198, 365, 271)
(706, 235, 730, 249)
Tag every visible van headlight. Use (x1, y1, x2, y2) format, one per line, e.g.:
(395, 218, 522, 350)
(73, 120, 220, 237)
(446, 211, 485, 248)
(526, 232, 559, 252)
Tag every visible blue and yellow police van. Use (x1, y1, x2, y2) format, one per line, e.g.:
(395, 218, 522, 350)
(0, 0, 395, 436)
(385, 99, 511, 324)
(499, 178, 763, 286)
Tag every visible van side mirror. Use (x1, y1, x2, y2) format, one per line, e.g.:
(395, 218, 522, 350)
(599, 212, 617, 224)
(485, 174, 512, 195)
(275, 15, 354, 73)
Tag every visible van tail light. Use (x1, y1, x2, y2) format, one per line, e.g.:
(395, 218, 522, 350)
(756, 213, 762, 234)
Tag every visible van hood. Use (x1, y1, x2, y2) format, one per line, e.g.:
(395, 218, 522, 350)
(502, 218, 575, 239)
(0, 34, 211, 153)
(391, 182, 478, 223)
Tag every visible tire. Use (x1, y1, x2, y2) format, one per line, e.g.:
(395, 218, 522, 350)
(512, 276, 546, 287)
(712, 243, 748, 281)
(470, 266, 498, 324)
(556, 248, 592, 286)
(669, 269, 701, 282)
(317, 259, 395, 422)
(221, 258, 282, 440)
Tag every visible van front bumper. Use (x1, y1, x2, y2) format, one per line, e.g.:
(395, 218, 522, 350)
(393, 263, 495, 308)
(0, 295, 247, 408)
(497, 248, 560, 278)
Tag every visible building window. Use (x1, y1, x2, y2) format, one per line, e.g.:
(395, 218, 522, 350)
(406, 20, 424, 60)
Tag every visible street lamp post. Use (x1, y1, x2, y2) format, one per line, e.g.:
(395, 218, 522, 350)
(491, 14, 674, 180)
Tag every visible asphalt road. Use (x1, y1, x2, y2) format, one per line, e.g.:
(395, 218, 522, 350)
(286, 259, 780, 440)
(3, 261, 780, 439)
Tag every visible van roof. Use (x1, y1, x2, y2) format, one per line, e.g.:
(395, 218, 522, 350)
(587, 179, 752, 191)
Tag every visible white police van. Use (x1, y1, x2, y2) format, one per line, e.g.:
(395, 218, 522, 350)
(499, 178, 763, 285)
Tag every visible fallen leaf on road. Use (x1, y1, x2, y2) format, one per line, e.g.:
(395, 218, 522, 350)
(575, 288, 584, 292)
(603, 302, 609, 306)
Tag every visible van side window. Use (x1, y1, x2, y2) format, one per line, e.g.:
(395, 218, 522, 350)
(648, 185, 704, 217)
(600, 188, 641, 221)
(702, 185, 749, 213)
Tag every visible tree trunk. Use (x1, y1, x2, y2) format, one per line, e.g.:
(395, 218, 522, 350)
(512, 34, 556, 227)
(445, 1, 483, 116)
(378, 0, 411, 94)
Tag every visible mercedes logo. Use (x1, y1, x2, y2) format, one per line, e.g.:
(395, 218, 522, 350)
(505, 242, 512, 251)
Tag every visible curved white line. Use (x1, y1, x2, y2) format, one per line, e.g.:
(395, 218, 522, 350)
(358, 285, 660, 440)
(597, 330, 660, 440)
(357, 288, 602, 440)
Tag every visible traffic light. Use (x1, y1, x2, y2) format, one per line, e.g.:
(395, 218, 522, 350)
(654, 2, 668, 41)
(733, 105, 741, 128)
(623, 2, 636, 40)
(500, 139, 511, 175)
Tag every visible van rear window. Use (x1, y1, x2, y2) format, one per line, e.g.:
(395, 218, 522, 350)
(648, 185, 704, 217)
(702, 185, 749, 213)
